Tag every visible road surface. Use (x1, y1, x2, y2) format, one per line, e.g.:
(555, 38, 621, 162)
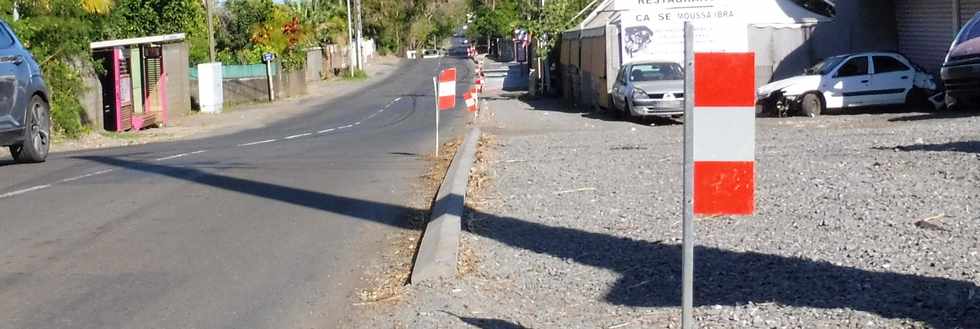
(0, 58, 474, 329)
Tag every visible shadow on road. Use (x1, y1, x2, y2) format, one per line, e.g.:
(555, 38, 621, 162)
(873, 141, 980, 154)
(77, 155, 980, 329)
(888, 110, 980, 122)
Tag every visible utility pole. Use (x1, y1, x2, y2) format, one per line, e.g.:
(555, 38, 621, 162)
(346, 0, 356, 77)
(206, 0, 216, 62)
(355, 0, 365, 70)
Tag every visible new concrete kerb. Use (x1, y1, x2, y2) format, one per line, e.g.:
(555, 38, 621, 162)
(411, 127, 482, 284)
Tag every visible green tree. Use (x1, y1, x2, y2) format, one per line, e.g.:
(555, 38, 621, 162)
(1, 0, 108, 138)
(101, 0, 209, 64)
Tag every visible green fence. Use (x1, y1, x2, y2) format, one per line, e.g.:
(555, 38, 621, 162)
(189, 63, 278, 80)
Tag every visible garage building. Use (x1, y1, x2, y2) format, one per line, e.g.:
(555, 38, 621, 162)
(894, 1, 980, 74)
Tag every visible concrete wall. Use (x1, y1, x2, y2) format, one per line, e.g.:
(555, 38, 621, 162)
(77, 62, 103, 129)
(163, 42, 192, 116)
(305, 48, 323, 82)
(189, 65, 308, 107)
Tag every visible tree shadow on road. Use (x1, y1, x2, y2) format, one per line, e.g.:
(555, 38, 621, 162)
(873, 141, 980, 154)
(77, 155, 980, 329)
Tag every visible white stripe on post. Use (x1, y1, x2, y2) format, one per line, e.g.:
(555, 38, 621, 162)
(692, 107, 755, 162)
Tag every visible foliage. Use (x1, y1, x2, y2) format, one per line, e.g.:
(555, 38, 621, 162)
(362, 0, 407, 53)
(3, 0, 105, 138)
(467, 0, 522, 40)
(341, 68, 367, 80)
(524, 0, 584, 58)
(289, 0, 349, 47)
(218, 0, 308, 70)
(101, 0, 210, 64)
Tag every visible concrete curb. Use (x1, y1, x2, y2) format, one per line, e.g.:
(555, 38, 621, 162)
(411, 127, 482, 284)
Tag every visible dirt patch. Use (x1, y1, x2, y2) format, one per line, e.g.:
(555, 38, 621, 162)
(354, 138, 464, 307)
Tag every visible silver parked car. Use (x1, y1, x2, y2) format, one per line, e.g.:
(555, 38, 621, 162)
(609, 61, 685, 119)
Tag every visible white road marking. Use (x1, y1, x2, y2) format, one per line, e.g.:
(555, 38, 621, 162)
(284, 133, 312, 140)
(60, 169, 113, 183)
(154, 150, 206, 161)
(318, 128, 335, 134)
(0, 184, 51, 199)
(354, 122, 361, 126)
(239, 139, 276, 147)
(338, 124, 354, 129)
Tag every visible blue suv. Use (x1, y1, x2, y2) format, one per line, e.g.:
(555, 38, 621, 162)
(0, 21, 50, 163)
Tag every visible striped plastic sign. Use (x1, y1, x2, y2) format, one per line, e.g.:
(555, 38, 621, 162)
(438, 68, 457, 110)
(693, 52, 756, 216)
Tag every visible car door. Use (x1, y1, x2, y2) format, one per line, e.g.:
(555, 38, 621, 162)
(0, 25, 23, 131)
(870, 55, 916, 105)
(611, 65, 629, 110)
(825, 55, 874, 108)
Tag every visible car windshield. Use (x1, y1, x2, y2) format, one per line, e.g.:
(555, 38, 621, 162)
(628, 63, 684, 81)
(955, 15, 980, 46)
(806, 55, 847, 75)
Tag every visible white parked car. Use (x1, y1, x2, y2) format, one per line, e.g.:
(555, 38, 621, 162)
(757, 52, 937, 117)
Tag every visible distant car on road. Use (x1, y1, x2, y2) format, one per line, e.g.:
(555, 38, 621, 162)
(0, 20, 50, 163)
(942, 12, 980, 110)
(609, 61, 685, 120)
(758, 52, 937, 117)
(422, 49, 442, 59)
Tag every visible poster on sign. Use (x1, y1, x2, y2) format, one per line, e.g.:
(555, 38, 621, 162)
(620, 0, 749, 64)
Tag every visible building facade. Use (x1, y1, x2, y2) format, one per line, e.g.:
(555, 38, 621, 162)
(895, 0, 980, 74)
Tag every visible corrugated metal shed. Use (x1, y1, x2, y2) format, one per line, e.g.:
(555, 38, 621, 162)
(895, 0, 954, 73)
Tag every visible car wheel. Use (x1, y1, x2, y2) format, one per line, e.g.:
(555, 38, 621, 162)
(800, 93, 824, 117)
(11, 96, 50, 163)
(623, 101, 635, 122)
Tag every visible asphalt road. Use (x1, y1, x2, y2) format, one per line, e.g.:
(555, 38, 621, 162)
(0, 57, 474, 329)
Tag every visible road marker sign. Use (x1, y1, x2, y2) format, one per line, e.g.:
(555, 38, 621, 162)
(464, 86, 480, 113)
(438, 68, 457, 111)
(692, 52, 756, 216)
(681, 22, 757, 329)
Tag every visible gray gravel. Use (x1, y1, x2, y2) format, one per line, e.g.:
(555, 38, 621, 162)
(359, 97, 980, 328)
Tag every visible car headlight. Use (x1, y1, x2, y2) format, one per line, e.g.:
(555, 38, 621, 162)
(633, 88, 650, 100)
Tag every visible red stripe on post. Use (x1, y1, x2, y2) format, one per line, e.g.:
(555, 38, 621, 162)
(694, 53, 756, 107)
(439, 96, 455, 111)
(694, 161, 755, 216)
(439, 68, 457, 82)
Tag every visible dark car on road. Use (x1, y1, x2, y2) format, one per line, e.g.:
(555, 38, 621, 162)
(942, 12, 980, 109)
(0, 20, 50, 163)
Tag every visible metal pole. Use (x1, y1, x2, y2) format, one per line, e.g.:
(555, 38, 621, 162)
(355, 0, 365, 70)
(345, 0, 355, 77)
(681, 21, 696, 329)
(206, 0, 216, 62)
(433, 77, 440, 155)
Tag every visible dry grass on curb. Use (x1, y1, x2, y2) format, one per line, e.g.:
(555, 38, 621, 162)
(355, 138, 463, 306)
(458, 134, 499, 277)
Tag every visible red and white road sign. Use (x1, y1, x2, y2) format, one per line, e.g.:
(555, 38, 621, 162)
(464, 86, 479, 112)
(692, 52, 756, 216)
(438, 68, 457, 110)
(464, 90, 477, 112)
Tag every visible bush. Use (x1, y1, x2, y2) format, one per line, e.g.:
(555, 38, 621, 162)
(341, 68, 368, 80)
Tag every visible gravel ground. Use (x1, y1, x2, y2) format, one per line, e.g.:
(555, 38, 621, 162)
(359, 95, 980, 328)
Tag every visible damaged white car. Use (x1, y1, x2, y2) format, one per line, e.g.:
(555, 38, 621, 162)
(758, 52, 938, 117)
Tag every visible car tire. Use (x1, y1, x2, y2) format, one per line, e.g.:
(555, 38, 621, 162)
(10, 96, 51, 163)
(800, 93, 824, 117)
(623, 101, 635, 122)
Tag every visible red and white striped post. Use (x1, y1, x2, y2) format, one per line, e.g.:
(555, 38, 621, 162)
(681, 22, 756, 329)
(434, 68, 457, 154)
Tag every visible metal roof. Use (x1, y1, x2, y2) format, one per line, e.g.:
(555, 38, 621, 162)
(90, 33, 186, 49)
